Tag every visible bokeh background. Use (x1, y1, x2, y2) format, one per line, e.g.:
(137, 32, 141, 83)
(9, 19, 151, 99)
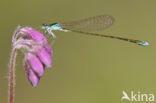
(0, 0, 156, 103)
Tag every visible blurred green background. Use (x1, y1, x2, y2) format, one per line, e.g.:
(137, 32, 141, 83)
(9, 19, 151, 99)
(0, 0, 156, 103)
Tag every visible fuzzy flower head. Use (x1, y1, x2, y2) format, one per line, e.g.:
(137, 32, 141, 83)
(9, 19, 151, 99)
(13, 26, 53, 87)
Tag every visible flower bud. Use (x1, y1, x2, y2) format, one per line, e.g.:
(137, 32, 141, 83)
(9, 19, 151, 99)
(28, 69, 40, 88)
(21, 27, 47, 44)
(37, 46, 52, 68)
(25, 53, 44, 77)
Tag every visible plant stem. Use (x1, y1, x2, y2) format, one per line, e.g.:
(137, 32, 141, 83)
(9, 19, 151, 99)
(9, 48, 17, 103)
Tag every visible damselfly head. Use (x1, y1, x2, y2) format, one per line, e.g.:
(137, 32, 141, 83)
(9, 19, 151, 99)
(41, 24, 49, 29)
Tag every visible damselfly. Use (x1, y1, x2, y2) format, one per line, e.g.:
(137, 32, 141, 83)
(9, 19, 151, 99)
(41, 15, 149, 46)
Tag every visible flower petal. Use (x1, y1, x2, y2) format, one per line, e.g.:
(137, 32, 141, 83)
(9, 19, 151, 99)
(26, 53, 44, 77)
(21, 27, 47, 44)
(28, 69, 40, 88)
(44, 43, 53, 56)
(37, 46, 52, 68)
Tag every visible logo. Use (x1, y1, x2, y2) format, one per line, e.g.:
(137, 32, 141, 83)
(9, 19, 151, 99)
(121, 90, 154, 102)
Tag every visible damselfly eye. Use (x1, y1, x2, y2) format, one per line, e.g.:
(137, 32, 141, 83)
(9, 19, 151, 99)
(42, 24, 48, 26)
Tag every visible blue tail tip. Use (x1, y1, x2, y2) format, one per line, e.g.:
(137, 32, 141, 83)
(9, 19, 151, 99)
(137, 41, 149, 46)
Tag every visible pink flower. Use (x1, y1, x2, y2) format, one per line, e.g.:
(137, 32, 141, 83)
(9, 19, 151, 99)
(13, 26, 53, 87)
